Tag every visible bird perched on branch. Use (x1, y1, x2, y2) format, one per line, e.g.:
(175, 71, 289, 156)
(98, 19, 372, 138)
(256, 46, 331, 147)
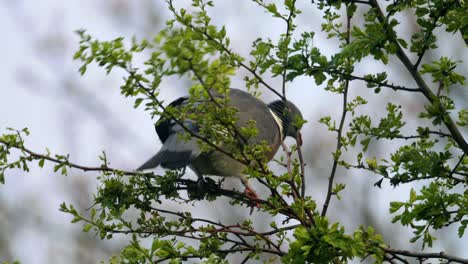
(137, 88, 303, 200)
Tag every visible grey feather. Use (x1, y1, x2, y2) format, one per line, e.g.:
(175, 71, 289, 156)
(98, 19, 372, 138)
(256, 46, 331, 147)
(137, 89, 302, 179)
(137, 122, 201, 171)
(136, 152, 163, 171)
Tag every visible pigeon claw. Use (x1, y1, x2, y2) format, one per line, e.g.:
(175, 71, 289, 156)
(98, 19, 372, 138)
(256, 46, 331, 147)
(244, 186, 259, 200)
(244, 186, 261, 213)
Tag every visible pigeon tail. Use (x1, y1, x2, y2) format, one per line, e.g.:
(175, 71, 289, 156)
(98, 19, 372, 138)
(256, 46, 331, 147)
(137, 124, 201, 171)
(137, 152, 163, 171)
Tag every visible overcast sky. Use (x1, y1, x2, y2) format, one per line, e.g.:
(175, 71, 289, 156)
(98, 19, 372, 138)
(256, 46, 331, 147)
(1, 1, 467, 263)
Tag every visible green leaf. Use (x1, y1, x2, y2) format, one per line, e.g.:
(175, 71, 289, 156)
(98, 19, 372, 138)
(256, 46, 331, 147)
(458, 220, 467, 237)
(266, 4, 278, 15)
(83, 223, 93, 232)
(409, 188, 417, 203)
(366, 157, 377, 170)
(389, 202, 405, 213)
(134, 98, 144, 109)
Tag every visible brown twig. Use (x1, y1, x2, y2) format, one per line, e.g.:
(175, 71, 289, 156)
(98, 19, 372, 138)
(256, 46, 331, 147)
(368, 0, 468, 155)
(411, 0, 459, 70)
(281, 142, 297, 197)
(297, 139, 306, 197)
(324, 69, 421, 92)
(321, 6, 352, 217)
(168, 0, 285, 100)
(384, 248, 468, 264)
(0, 138, 143, 176)
(281, 0, 296, 98)
(127, 68, 253, 168)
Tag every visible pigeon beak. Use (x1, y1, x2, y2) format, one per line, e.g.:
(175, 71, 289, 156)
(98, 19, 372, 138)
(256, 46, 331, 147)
(296, 131, 303, 146)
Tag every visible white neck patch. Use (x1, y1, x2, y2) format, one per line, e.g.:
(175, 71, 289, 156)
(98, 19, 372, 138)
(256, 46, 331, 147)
(269, 109, 284, 140)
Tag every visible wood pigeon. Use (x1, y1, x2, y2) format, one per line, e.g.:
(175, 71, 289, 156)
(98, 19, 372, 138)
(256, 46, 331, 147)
(137, 88, 303, 199)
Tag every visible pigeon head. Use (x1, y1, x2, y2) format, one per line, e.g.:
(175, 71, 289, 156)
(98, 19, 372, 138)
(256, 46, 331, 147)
(267, 100, 303, 145)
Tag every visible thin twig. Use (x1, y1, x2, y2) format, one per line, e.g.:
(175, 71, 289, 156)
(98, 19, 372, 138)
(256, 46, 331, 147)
(281, 142, 299, 200)
(321, 5, 352, 217)
(0, 138, 143, 176)
(383, 254, 398, 264)
(324, 69, 421, 92)
(448, 154, 466, 179)
(383, 130, 452, 140)
(240, 255, 250, 264)
(166, 10, 294, 213)
(368, 0, 468, 154)
(384, 248, 468, 264)
(168, 0, 284, 100)
(346, 162, 465, 185)
(281, 0, 296, 98)
(412, 0, 458, 69)
(297, 140, 306, 197)
(0, 138, 291, 212)
(127, 68, 252, 167)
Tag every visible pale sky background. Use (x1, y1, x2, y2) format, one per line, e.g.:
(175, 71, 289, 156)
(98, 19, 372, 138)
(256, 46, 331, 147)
(0, 1, 467, 263)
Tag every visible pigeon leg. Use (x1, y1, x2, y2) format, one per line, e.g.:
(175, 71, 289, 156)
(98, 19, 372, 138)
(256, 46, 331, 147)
(239, 175, 260, 207)
(190, 165, 207, 191)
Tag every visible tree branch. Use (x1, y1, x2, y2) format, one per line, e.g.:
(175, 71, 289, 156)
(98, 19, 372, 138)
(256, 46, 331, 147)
(0, 135, 308, 221)
(297, 139, 306, 197)
(321, 6, 352, 217)
(368, 0, 468, 154)
(0, 138, 143, 176)
(412, 0, 459, 69)
(281, 0, 296, 98)
(168, 0, 285, 100)
(385, 248, 468, 264)
(325, 69, 421, 92)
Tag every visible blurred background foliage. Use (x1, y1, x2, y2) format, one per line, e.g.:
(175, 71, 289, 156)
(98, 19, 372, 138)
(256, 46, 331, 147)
(0, 0, 466, 263)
